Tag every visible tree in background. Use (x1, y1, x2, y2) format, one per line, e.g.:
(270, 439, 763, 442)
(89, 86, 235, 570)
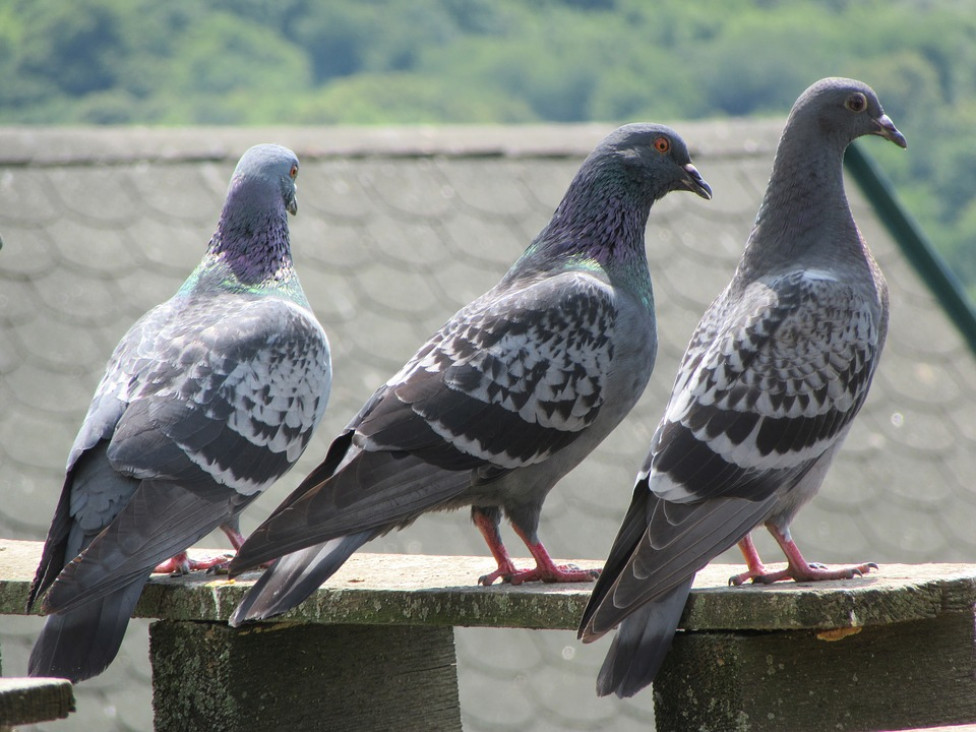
(0, 0, 973, 295)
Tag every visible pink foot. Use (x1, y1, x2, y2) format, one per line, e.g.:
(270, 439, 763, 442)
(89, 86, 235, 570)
(479, 560, 600, 586)
(472, 510, 599, 586)
(151, 523, 253, 576)
(152, 551, 233, 576)
(729, 530, 877, 586)
(746, 561, 878, 584)
(729, 533, 769, 585)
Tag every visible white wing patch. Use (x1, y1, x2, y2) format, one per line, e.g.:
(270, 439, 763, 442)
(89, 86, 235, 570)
(93, 292, 330, 496)
(651, 267, 884, 489)
(379, 270, 619, 467)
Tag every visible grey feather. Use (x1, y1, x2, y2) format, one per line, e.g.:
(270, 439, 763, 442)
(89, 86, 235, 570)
(229, 123, 712, 624)
(595, 579, 692, 698)
(580, 78, 907, 697)
(28, 144, 330, 682)
(229, 532, 375, 623)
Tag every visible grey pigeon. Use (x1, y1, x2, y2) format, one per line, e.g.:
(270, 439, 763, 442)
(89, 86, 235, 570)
(227, 123, 712, 625)
(27, 144, 331, 682)
(578, 78, 907, 698)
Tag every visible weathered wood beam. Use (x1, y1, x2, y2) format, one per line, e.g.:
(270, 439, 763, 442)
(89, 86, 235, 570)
(3, 539, 975, 731)
(0, 677, 74, 730)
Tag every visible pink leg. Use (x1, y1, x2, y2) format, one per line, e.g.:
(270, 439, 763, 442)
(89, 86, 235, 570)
(152, 550, 233, 575)
(473, 511, 599, 586)
(151, 523, 242, 575)
(510, 525, 601, 585)
(473, 510, 521, 586)
(765, 525, 877, 582)
(728, 534, 769, 586)
(220, 524, 246, 552)
(732, 525, 877, 585)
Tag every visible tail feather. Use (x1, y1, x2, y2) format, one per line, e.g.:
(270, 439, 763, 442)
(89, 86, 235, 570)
(595, 578, 692, 698)
(28, 574, 147, 683)
(43, 480, 245, 615)
(229, 531, 374, 626)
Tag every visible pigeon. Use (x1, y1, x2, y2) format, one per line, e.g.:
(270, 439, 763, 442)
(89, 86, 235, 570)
(227, 123, 712, 625)
(26, 144, 331, 682)
(578, 78, 907, 698)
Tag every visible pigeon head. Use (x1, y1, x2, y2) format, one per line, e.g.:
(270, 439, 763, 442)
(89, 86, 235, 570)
(747, 77, 907, 274)
(591, 123, 712, 201)
(208, 144, 301, 286)
(529, 123, 710, 277)
(227, 144, 300, 216)
(789, 77, 907, 150)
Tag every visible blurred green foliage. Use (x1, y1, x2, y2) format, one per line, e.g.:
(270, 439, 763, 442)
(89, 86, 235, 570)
(1, 0, 973, 295)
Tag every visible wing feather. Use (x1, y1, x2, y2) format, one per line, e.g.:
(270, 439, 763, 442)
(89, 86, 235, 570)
(361, 270, 617, 468)
(653, 270, 883, 502)
(106, 294, 330, 494)
(232, 270, 623, 571)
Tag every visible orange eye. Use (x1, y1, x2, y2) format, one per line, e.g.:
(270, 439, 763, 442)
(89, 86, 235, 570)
(653, 136, 671, 153)
(845, 92, 867, 113)
(289, 164, 299, 179)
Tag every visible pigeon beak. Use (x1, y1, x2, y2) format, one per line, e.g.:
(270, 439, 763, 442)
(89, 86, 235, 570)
(681, 163, 712, 200)
(872, 114, 908, 149)
(286, 191, 298, 216)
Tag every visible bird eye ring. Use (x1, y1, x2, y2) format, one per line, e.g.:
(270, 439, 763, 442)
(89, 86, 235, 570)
(289, 164, 299, 179)
(653, 136, 671, 153)
(845, 92, 867, 113)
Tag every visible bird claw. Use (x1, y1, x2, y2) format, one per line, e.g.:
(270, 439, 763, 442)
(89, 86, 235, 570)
(514, 563, 601, 585)
(153, 552, 235, 576)
(479, 563, 600, 586)
(478, 569, 505, 586)
(729, 569, 790, 585)
(206, 560, 234, 576)
(790, 561, 878, 582)
(840, 562, 877, 579)
(728, 572, 748, 586)
(730, 561, 878, 586)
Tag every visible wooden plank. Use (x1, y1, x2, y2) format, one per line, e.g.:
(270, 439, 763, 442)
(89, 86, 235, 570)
(0, 677, 74, 728)
(5, 538, 976, 730)
(3, 540, 975, 633)
(654, 613, 976, 732)
(150, 621, 460, 732)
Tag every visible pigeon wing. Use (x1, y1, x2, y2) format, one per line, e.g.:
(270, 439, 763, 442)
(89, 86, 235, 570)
(233, 270, 618, 566)
(36, 294, 329, 611)
(109, 293, 330, 494)
(651, 268, 883, 504)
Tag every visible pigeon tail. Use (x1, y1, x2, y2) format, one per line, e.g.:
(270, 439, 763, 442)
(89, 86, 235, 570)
(29, 575, 147, 683)
(229, 530, 375, 625)
(42, 480, 250, 615)
(595, 578, 692, 698)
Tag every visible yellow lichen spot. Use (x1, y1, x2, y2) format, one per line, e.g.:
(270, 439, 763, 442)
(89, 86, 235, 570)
(816, 627, 862, 642)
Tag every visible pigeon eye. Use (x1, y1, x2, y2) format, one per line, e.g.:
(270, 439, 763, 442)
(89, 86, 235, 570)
(845, 92, 867, 113)
(289, 164, 299, 179)
(653, 136, 671, 154)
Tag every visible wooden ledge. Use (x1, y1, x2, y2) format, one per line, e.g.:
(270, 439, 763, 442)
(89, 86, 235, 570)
(2, 539, 974, 632)
(5, 539, 975, 732)
(0, 677, 74, 728)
